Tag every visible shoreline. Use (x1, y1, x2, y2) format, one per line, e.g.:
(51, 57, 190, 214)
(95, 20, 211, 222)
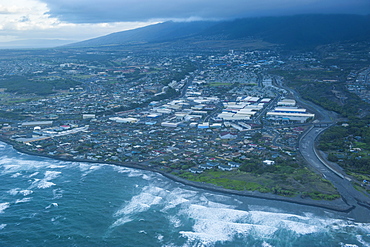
(0, 137, 354, 213)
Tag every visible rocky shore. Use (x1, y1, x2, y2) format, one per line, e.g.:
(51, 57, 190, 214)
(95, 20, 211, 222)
(0, 138, 354, 213)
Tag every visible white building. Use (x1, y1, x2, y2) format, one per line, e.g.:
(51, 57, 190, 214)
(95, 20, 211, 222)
(277, 99, 296, 106)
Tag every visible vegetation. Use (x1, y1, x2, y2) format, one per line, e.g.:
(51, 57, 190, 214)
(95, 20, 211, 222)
(179, 158, 340, 200)
(160, 60, 196, 85)
(0, 110, 26, 120)
(271, 69, 369, 118)
(0, 75, 79, 95)
(318, 116, 370, 174)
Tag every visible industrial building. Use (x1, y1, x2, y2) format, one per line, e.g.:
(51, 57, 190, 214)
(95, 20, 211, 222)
(109, 117, 139, 123)
(21, 121, 53, 127)
(277, 99, 296, 106)
(161, 122, 181, 128)
(266, 112, 315, 123)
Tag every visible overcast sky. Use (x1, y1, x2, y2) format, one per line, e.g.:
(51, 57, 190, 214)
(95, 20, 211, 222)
(0, 0, 369, 48)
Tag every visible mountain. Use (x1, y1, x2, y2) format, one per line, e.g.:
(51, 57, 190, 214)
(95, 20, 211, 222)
(68, 21, 217, 47)
(66, 14, 370, 49)
(202, 14, 370, 47)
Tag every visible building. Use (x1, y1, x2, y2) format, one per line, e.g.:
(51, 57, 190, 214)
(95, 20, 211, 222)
(161, 122, 181, 128)
(109, 117, 139, 123)
(82, 114, 96, 119)
(277, 99, 296, 106)
(21, 121, 53, 127)
(198, 123, 210, 129)
(218, 164, 233, 171)
(263, 160, 275, 165)
(228, 162, 241, 168)
(266, 112, 315, 123)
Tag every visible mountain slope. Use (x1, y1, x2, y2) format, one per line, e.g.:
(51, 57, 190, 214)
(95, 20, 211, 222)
(203, 14, 370, 47)
(66, 14, 370, 49)
(68, 21, 217, 47)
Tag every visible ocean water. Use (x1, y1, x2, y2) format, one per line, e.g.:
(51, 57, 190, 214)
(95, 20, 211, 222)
(0, 142, 369, 247)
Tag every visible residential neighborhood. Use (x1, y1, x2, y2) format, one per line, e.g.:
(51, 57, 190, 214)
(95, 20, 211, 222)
(0, 49, 316, 176)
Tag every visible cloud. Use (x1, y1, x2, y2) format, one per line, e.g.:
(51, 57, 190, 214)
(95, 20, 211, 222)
(0, 0, 155, 45)
(1, 0, 369, 48)
(40, 0, 370, 23)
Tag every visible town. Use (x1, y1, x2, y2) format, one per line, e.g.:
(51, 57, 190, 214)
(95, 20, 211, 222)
(0, 44, 369, 200)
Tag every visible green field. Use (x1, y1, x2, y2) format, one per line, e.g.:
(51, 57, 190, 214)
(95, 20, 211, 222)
(179, 168, 340, 200)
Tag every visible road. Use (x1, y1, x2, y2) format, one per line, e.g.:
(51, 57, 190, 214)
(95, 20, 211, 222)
(277, 76, 370, 216)
(300, 125, 370, 217)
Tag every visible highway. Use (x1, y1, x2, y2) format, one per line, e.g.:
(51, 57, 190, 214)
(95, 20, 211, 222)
(277, 76, 370, 217)
(300, 125, 370, 217)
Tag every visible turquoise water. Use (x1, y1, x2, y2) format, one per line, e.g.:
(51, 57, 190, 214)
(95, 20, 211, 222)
(0, 142, 369, 247)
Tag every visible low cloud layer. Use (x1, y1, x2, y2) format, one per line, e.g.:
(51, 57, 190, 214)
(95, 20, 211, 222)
(0, 0, 369, 48)
(40, 0, 370, 23)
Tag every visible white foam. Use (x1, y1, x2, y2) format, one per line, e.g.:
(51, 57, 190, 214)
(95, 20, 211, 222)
(162, 196, 189, 212)
(78, 163, 91, 172)
(20, 190, 33, 196)
(15, 197, 32, 204)
(45, 203, 58, 209)
(106, 174, 370, 246)
(11, 172, 22, 178)
(115, 188, 163, 216)
(110, 216, 133, 228)
(262, 241, 274, 247)
(112, 165, 132, 173)
(44, 171, 61, 180)
(356, 235, 370, 247)
(168, 215, 182, 228)
(281, 219, 319, 235)
(127, 170, 145, 178)
(1, 164, 21, 174)
(0, 202, 10, 213)
(8, 188, 21, 196)
(180, 204, 279, 243)
(28, 172, 39, 178)
(37, 181, 56, 189)
(0, 224, 6, 230)
(79, 164, 103, 177)
(28, 171, 61, 189)
(0, 158, 53, 174)
(47, 164, 66, 169)
(177, 201, 350, 246)
(156, 233, 164, 242)
(52, 188, 63, 199)
(111, 186, 167, 229)
(142, 174, 151, 180)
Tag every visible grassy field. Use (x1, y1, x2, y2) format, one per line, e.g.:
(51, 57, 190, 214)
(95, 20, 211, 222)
(179, 168, 340, 200)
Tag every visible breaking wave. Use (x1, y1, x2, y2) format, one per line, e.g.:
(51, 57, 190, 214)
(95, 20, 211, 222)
(0, 202, 10, 213)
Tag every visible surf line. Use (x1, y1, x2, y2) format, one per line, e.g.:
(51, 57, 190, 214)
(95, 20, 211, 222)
(0, 139, 355, 214)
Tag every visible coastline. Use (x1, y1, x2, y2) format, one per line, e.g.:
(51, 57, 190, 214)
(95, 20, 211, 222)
(0, 137, 354, 213)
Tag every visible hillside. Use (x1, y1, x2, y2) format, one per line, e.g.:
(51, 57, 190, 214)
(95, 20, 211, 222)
(68, 21, 217, 47)
(66, 14, 370, 49)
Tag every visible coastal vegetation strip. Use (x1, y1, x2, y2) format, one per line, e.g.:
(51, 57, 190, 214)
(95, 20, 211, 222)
(318, 116, 370, 176)
(177, 167, 340, 200)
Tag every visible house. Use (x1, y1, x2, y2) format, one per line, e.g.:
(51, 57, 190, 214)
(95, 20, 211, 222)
(263, 160, 275, 165)
(228, 161, 241, 168)
(218, 164, 232, 171)
(220, 132, 237, 140)
(189, 167, 203, 174)
(199, 163, 214, 169)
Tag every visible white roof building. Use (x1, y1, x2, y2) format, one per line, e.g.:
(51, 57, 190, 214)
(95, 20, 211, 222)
(277, 99, 296, 106)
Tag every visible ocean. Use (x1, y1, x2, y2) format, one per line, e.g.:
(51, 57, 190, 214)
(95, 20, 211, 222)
(0, 141, 369, 247)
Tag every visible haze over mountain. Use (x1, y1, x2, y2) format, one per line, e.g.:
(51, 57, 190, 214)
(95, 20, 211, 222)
(0, 39, 76, 49)
(67, 14, 370, 49)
